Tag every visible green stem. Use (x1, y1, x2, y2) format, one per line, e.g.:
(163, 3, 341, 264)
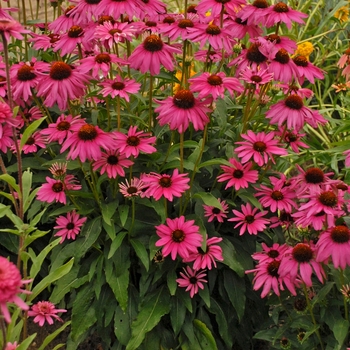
(179, 132, 184, 173)
(340, 269, 349, 322)
(117, 96, 121, 131)
(0, 317, 6, 350)
(129, 198, 136, 235)
(148, 74, 154, 131)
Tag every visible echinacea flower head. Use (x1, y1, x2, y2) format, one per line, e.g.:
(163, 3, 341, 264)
(239, 67, 273, 87)
(0, 124, 14, 153)
(95, 0, 141, 19)
(176, 266, 207, 298)
(28, 301, 67, 326)
(235, 131, 288, 166)
(316, 225, 350, 270)
(0, 256, 30, 323)
(293, 55, 325, 84)
(36, 61, 89, 110)
(0, 19, 30, 42)
(100, 76, 141, 102)
(217, 158, 259, 191)
(113, 125, 157, 158)
(268, 48, 300, 83)
(48, 162, 67, 179)
(92, 149, 134, 178)
(155, 89, 211, 133)
(252, 243, 289, 264)
(203, 199, 229, 223)
(237, 0, 270, 26)
(195, 0, 245, 17)
(183, 236, 224, 270)
(277, 128, 309, 154)
(20, 131, 46, 154)
(278, 242, 325, 287)
(119, 177, 146, 197)
(143, 169, 190, 202)
(0, 101, 17, 127)
(54, 211, 87, 243)
(155, 216, 203, 260)
(16, 106, 43, 129)
(60, 123, 114, 162)
(129, 34, 181, 76)
(229, 202, 269, 236)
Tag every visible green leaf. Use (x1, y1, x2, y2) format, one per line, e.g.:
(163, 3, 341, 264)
(20, 116, 46, 151)
(114, 305, 131, 345)
(23, 188, 40, 214)
(22, 169, 32, 213)
(37, 321, 71, 350)
(220, 239, 245, 276)
(311, 282, 334, 307)
(119, 204, 129, 227)
(16, 333, 37, 350)
(193, 319, 218, 350)
(170, 297, 186, 336)
(29, 258, 74, 301)
(108, 231, 128, 259)
(333, 319, 349, 347)
(130, 238, 149, 271)
(126, 287, 171, 350)
(167, 269, 177, 296)
(101, 200, 119, 225)
(193, 192, 223, 209)
(107, 269, 129, 312)
(198, 285, 210, 308)
(23, 229, 50, 249)
(76, 217, 102, 258)
(223, 270, 245, 321)
(0, 174, 20, 194)
(198, 158, 231, 169)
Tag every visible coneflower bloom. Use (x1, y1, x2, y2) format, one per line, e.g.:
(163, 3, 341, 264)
(16, 106, 43, 129)
(155, 216, 203, 260)
(189, 72, 243, 100)
(95, 0, 141, 19)
(155, 89, 211, 133)
(159, 15, 199, 41)
(129, 34, 181, 75)
(99, 76, 141, 101)
(195, 0, 245, 17)
(255, 175, 297, 213)
(337, 47, 350, 69)
(136, 0, 166, 19)
(237, 0, 270, 26)
(268, 48, 299, 83)
(53, 25, 86, 56)
(293, 55, 325, 84)
(176, 266, 207, 298)
(258, 34, 297, 54)
(92, 149, 134, 178)
(264, 2, 308, 29)
(36, 61, 89, 110)
(229, 202, 269, 236)
(19, 131, 46, 154)
(225, 13, 263, 40)
(0, 256, 31, 323)
(113, 125, 156, 158)
(0, 101, 17, 128)
(194, 49, 225, 63)
(235, 131, 288, 166)
(119, 177, 146, 197)
(217, 158, 258, 191)
(28, 301, 67, 326)
(240, 67, 274, 87)
(252, 242, 289, 264)
(40, 114, 86, 145)
(60, 123, 114, 162)
(203, 199, 229, 223)
(10, 58, 46, 102)
(0, 19, 30, 41)
(143, 169, 190, 201)
(48, 6, 77, 33)
(0, 124, 14, 152)
(37, 175, 81, 205)
(48, 162, 67, 179)
(68, 0, 103, 25)
(276, 128, 309, 154)
(246, 259, 298, 298)
(277, 83, 313, 99)
(184, 236, 223, 270)
(265, 95, 326, 131)
(292, 210, 326, 231)
(278, 242, 325, 287)
(28, 32, 60, 51)
(316, 225, 350, 270)
(78, 52, 126, 79)
(54, 211, 87, 243)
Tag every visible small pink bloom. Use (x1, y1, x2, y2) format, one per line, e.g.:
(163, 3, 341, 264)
(155, 216, 203, 260)
(252, 243, 289, 264)
(176, 266, 207, 298)
(20, 131, 46, 154)
(119, 177, 146, 197)
(195, 0, 245, 17)
(240, 67, 273, 86)
(54, 211, 87, 243)
(293, 55, 325, 84)
(5, 342, 18, 350)
(28, 301, 67, 326)
(203, 199, 229, 223)
(99, 76, 140, 102)
(0, 19, 30, 41)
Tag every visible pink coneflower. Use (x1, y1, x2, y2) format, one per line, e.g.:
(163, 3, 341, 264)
(176, 266, 207, 298)
(114, 125, 156, 158)
(226, 13, 263, 39)
(16, 106, 43, 129)
(240, 67, 273, 87)
(217, 158, 258, 191)
(119, 177, 146, 197)
(293, 55, 325, 84)
(186, 22, 236, 51)
(235, 130, 288, 166)
(78, 52, 126, 79)
(95, 0, 141, 19)
(255, 175, 297, 213)
(268, 48, 299, 83)
(28, 301, 67, 326)
(60, 123, 114, 162)
(277, 83, 313, 99)
(10, 58, 46, 102)
(92, 149, 133, 178)
(94, 21, 136, 49)
(184, 236, 223, 270)
(229, 202, 269, 236)
(270, 210, 294, 229)
(54, 211, 87, 243)
(99, 76, 140, 102)
(40, 114, 85, 145)
(276, 128, 309, 153)
(28, 32, 60, 51)
(258, 34, 297, 55)
(264, 2, 308, 29)
(203, 198, 229, 223)
(48, 162, 67, 179)
(0, 256, 30, 323)
(136, 0, 166, 19)
(316, 225, 350, 270)
(19, 131, 46, 154)
(36, 175, 81, 205)
(155, 89, 211, 133)
(0, 19, 30, 41)
(292, 210, 326, 231)
(252, 242, 288, 264)
(159, 15, 199, 41)
(48, 6, 77, 33)
(265, 95, 326, 131)
(0, 124, 14, 152)
(338, 48, 350, 69)
(194, 49, 225, 63)
(53, 25, 86, 56)
(246, 259, 298, 298)
(36, 61, 89, 110)
(129, 34, 181, 75)
(0, 101, 17, 128)
(155, 216, 203, 260)
(189, 72, 243, 100)
(278, 242, 325, 287)
(237, 0, 270, 26)
(195, 0, 245, 17)
(68, 0, 103, 25)
(143, 169, 190, 201)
